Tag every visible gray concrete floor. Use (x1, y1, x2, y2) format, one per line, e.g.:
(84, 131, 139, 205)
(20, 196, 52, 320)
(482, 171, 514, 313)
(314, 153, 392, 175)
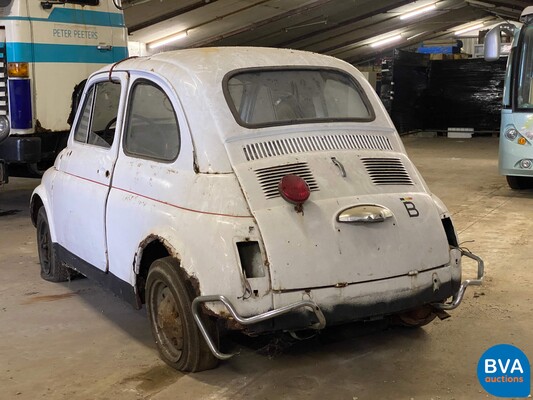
(1, 136, 531, 400)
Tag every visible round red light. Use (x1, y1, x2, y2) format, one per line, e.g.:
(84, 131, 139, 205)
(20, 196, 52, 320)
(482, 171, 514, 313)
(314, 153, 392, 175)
(278, 174, 310, 204)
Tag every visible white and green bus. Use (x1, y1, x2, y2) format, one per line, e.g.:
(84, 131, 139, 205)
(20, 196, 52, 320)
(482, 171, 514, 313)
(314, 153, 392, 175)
(0, 0, 127, 183)
(485, 6, 533, 189)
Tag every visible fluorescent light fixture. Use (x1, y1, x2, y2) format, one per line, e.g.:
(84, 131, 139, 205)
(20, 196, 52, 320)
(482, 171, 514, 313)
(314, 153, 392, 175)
(407, 32, 427, 41)
(400, 3, 437, 20)
(455, 23, 484, 35)
(370, 34, 402, 48)
(148, 31, 188, 49)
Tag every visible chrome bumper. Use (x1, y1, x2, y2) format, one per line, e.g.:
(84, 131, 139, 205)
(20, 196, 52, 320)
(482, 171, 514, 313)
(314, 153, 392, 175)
(191, 295, 326, 360)
(193, 249, 483, 360)
(432, 249, 484, 311)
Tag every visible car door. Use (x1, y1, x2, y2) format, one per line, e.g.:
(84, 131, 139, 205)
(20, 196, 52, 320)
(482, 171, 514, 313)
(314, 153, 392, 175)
(52, 71, 128, 272)
(105, 72, 196, 285)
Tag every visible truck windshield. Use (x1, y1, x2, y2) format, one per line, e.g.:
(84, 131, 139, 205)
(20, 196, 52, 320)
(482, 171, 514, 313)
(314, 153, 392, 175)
(225, 69, 374, 127)
(516, 24, 533, 109)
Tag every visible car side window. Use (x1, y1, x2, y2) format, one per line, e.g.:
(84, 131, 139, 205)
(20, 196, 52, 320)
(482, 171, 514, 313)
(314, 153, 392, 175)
(73, 81, 121, 149)
(74, 86, 94, 143)
(124, 81, 180, 161)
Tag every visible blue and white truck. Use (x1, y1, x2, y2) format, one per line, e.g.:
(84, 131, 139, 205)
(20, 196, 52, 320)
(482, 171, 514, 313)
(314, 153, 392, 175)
(0, 0, 127, 183)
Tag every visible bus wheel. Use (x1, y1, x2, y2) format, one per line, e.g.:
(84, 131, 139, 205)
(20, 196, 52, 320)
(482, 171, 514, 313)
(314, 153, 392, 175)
(506, 175, 533, 190)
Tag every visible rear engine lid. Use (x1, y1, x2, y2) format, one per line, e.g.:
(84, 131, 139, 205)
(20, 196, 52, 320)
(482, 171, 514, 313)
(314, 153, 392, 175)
(227, 133, 450, 291)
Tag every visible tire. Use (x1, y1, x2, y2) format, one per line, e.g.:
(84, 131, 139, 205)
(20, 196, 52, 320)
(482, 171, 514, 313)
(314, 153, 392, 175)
(36, 207, 70, 282)
(392, 305, 437, 328)
(506, 175, 533, 190)
(146, 257, 219, 372)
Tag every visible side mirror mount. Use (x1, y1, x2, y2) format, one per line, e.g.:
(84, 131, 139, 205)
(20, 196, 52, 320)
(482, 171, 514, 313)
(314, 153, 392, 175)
(485, 23, 516, 62)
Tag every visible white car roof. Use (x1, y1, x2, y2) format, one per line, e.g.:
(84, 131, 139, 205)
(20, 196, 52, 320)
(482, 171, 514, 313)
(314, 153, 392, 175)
(101, 47, 394, 172)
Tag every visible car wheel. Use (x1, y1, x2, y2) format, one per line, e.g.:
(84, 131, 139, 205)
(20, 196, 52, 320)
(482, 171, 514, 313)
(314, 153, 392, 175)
(36, 207, 70, 282)
(146, 257, 219, 372)
(506, 175, 533, 190)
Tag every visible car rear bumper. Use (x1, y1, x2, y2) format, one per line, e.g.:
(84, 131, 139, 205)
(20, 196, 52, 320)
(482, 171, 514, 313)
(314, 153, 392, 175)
(193, 248, 484, 360)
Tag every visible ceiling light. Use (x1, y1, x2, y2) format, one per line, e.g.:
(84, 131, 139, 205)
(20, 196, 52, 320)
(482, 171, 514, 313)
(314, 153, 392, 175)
(407, 32, 427, 41)
(455, 23, 484, 35)
(400, 3, 437, 20)
(370, 34, 403, 48)
(148, 31, 188, 49)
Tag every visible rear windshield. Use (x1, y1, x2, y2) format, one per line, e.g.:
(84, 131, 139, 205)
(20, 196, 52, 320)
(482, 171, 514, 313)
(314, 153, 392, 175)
(224, 68, 374, 127)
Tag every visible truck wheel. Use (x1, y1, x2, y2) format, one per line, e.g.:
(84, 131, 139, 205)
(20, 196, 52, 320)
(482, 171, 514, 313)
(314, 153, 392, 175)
(506, 175, 533, 190)
(146, 257, 218, 372)
(36, 207, 70, 282)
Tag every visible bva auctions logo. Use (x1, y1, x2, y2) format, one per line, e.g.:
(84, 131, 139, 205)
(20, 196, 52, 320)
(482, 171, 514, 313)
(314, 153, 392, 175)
(477, 344, 531, 398)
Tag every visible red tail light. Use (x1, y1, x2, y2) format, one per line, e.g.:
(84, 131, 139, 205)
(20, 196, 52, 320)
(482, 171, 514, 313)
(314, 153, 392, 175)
(278, 174, 310, 204)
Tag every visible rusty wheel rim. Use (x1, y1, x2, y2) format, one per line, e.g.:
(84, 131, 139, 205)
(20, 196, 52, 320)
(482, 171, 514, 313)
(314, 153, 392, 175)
(151, 281, 184, 362)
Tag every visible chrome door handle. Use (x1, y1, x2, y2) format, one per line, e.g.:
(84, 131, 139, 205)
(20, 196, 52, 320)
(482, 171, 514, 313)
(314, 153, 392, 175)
(97, 45, 113, 51)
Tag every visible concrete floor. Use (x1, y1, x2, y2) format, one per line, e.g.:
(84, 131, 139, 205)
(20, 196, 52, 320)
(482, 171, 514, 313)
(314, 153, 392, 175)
(1, 136, 531, 399)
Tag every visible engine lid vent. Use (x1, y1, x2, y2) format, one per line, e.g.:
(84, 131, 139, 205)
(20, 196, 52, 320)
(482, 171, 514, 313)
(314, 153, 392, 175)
(255, 162, 319, 199)
(361, 158, 413, 186)
(243, 134, 393, 161)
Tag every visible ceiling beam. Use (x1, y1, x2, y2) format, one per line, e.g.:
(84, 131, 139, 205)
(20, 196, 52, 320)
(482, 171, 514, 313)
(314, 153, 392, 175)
(127, 1, 220, 33)
(188, 0, 337, 48)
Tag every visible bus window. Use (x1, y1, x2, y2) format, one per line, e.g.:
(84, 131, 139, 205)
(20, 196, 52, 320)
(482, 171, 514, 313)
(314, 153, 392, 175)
(516, 25, 533, 109)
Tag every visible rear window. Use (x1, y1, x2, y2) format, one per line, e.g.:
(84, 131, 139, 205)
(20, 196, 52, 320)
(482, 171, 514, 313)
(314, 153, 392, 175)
(224, 68, 374, 128)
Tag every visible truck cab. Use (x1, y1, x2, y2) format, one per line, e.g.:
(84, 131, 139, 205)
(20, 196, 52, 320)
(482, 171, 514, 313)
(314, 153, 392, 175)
(0, 0, 127, 183)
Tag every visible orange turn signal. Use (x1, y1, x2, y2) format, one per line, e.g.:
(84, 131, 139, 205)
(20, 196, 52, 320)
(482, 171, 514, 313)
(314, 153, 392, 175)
(518, 137, 527, 145)
(7, 62, 29, 78)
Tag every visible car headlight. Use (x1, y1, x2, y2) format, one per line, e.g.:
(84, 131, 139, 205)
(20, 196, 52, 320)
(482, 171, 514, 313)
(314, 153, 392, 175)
(0, 116, 10, 143)
(505, 127, 519, 141)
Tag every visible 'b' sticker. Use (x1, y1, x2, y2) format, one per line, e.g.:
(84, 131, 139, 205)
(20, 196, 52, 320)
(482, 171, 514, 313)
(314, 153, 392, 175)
(400, 197, 419, 217)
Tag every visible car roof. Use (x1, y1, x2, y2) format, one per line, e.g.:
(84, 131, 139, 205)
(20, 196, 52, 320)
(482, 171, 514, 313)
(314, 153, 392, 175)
(99, 47, 392, 173)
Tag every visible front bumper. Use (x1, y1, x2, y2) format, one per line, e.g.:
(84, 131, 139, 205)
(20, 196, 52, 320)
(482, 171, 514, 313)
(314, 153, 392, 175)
(0, 136, 41, 163)
(193, 248, 484, 360)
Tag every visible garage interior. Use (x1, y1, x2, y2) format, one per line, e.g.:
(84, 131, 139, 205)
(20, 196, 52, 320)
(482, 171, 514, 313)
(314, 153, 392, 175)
(1, 0, 532, 399)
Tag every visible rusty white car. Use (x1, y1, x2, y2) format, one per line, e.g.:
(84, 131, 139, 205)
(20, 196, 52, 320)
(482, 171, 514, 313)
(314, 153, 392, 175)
(31, 47, 484, 372)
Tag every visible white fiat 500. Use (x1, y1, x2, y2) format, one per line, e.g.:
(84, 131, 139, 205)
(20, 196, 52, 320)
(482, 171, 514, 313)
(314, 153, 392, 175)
(31, 48, 483, 372)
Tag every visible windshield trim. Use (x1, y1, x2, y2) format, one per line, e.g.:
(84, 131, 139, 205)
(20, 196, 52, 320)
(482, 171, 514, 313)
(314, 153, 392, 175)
(222, 66, 376, 129)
